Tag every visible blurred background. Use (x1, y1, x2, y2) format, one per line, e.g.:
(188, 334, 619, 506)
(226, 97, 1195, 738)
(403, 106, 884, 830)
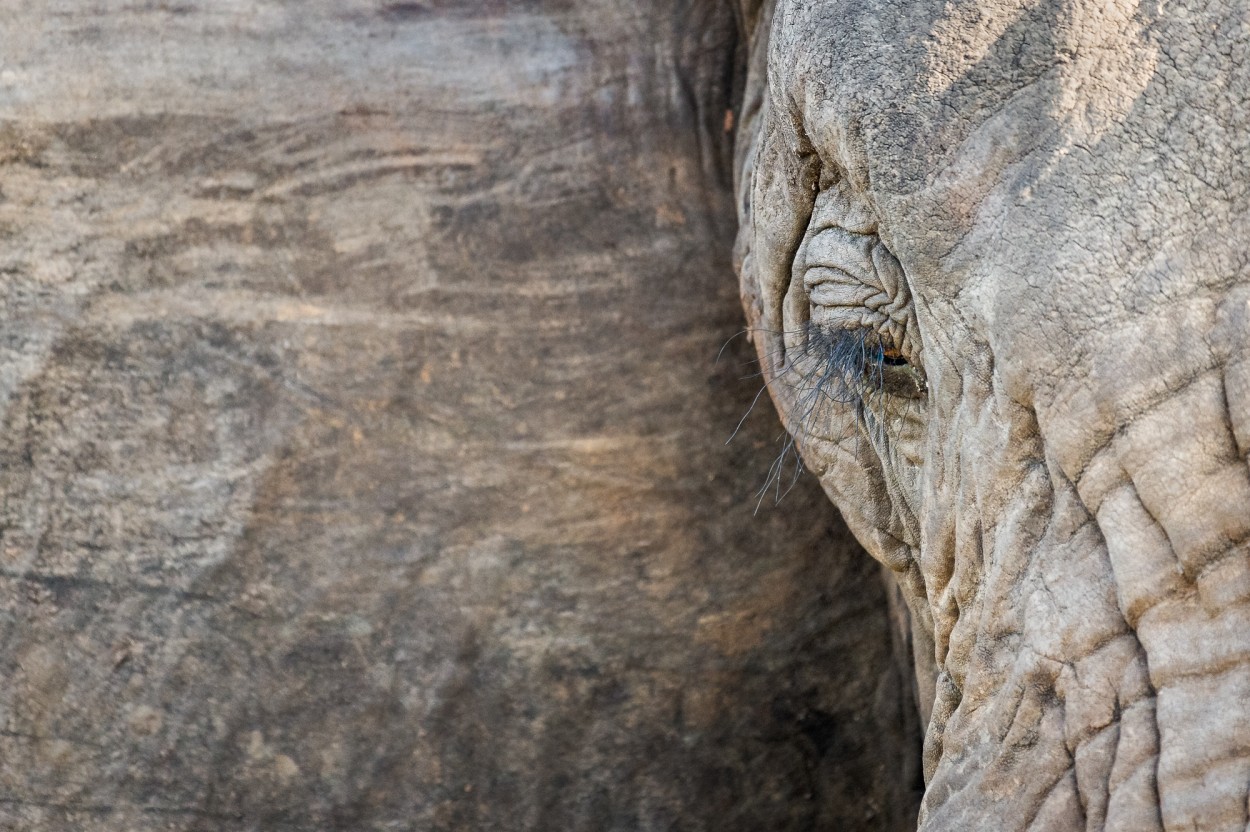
(0, 2, 919, 829)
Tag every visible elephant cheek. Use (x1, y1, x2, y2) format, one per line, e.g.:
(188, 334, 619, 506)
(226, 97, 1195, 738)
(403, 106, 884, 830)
(916, 356, 1250, 831)
(913, 392, 1148, 830)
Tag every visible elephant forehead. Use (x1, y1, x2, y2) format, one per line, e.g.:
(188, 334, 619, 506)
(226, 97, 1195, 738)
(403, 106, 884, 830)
(772, 0, 1166, 290)
(938, 5, 1247, 408)
(773, 0, 1247, 388)
(774, 1, 1071, 185)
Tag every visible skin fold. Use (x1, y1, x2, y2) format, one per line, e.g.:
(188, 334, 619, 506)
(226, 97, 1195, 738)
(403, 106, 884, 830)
(734, 0, 1250, 829)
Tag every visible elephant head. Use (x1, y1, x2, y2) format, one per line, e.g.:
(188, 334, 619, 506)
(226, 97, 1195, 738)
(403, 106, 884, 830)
(733, 0, 1250, 829)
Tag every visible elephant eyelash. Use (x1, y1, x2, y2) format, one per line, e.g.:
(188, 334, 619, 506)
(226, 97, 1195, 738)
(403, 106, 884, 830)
(794, 324, 922, 404)
(724, 323, 923, 431)
(720, 323, 925, 511)
(800, 325, 880, 400)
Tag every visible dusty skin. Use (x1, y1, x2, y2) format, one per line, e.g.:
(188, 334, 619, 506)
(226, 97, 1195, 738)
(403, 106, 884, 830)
(3, 0, 1244, 830)
(736, 0, 1250, 829)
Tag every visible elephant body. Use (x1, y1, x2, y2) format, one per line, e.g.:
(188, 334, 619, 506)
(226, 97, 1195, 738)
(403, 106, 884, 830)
(735, 0, 1250, 829)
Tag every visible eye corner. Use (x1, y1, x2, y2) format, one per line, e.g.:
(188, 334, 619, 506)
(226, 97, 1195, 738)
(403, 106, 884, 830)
(863, 336, 928, 402)
(879, 343, 909, 366)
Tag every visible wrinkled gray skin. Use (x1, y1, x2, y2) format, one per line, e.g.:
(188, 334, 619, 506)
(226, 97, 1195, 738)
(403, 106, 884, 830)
(735, 0, 1250, 829)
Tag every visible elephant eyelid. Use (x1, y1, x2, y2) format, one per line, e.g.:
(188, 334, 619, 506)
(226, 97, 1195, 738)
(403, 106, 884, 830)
(810, 222, 876, 237)
(796, 324, 927, 408)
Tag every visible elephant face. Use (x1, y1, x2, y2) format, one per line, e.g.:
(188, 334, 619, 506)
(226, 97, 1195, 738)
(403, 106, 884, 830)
(735, 0, 1250, 829)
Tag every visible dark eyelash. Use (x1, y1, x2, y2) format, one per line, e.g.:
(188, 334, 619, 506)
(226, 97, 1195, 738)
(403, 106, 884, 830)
(796, 324, 891, 402)
(719, 323, 924, 511)
(784, 323, 926, 433)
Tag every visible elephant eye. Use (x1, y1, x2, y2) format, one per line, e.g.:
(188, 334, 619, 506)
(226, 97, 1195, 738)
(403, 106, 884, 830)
(866, 339, 927, 400)
(880, 345, 908, 366)
(795, 179, 925, 405)
(799, 327, 927, 405)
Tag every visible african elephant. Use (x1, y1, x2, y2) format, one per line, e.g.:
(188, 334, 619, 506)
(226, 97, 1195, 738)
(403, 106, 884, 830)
(733, 0, 1250, 829)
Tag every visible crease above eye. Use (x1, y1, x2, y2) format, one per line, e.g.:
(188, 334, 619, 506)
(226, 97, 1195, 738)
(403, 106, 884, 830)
(803, 227, 877, 285)
(809, 181, 878, 235)
(804, 271, 879, 308)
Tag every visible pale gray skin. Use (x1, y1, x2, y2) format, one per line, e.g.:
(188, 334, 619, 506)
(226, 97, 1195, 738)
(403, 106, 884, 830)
(736, 1, 1250, 829)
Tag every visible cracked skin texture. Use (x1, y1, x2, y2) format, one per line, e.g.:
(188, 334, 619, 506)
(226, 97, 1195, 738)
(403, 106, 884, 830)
(735, 0, 1250, 829)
